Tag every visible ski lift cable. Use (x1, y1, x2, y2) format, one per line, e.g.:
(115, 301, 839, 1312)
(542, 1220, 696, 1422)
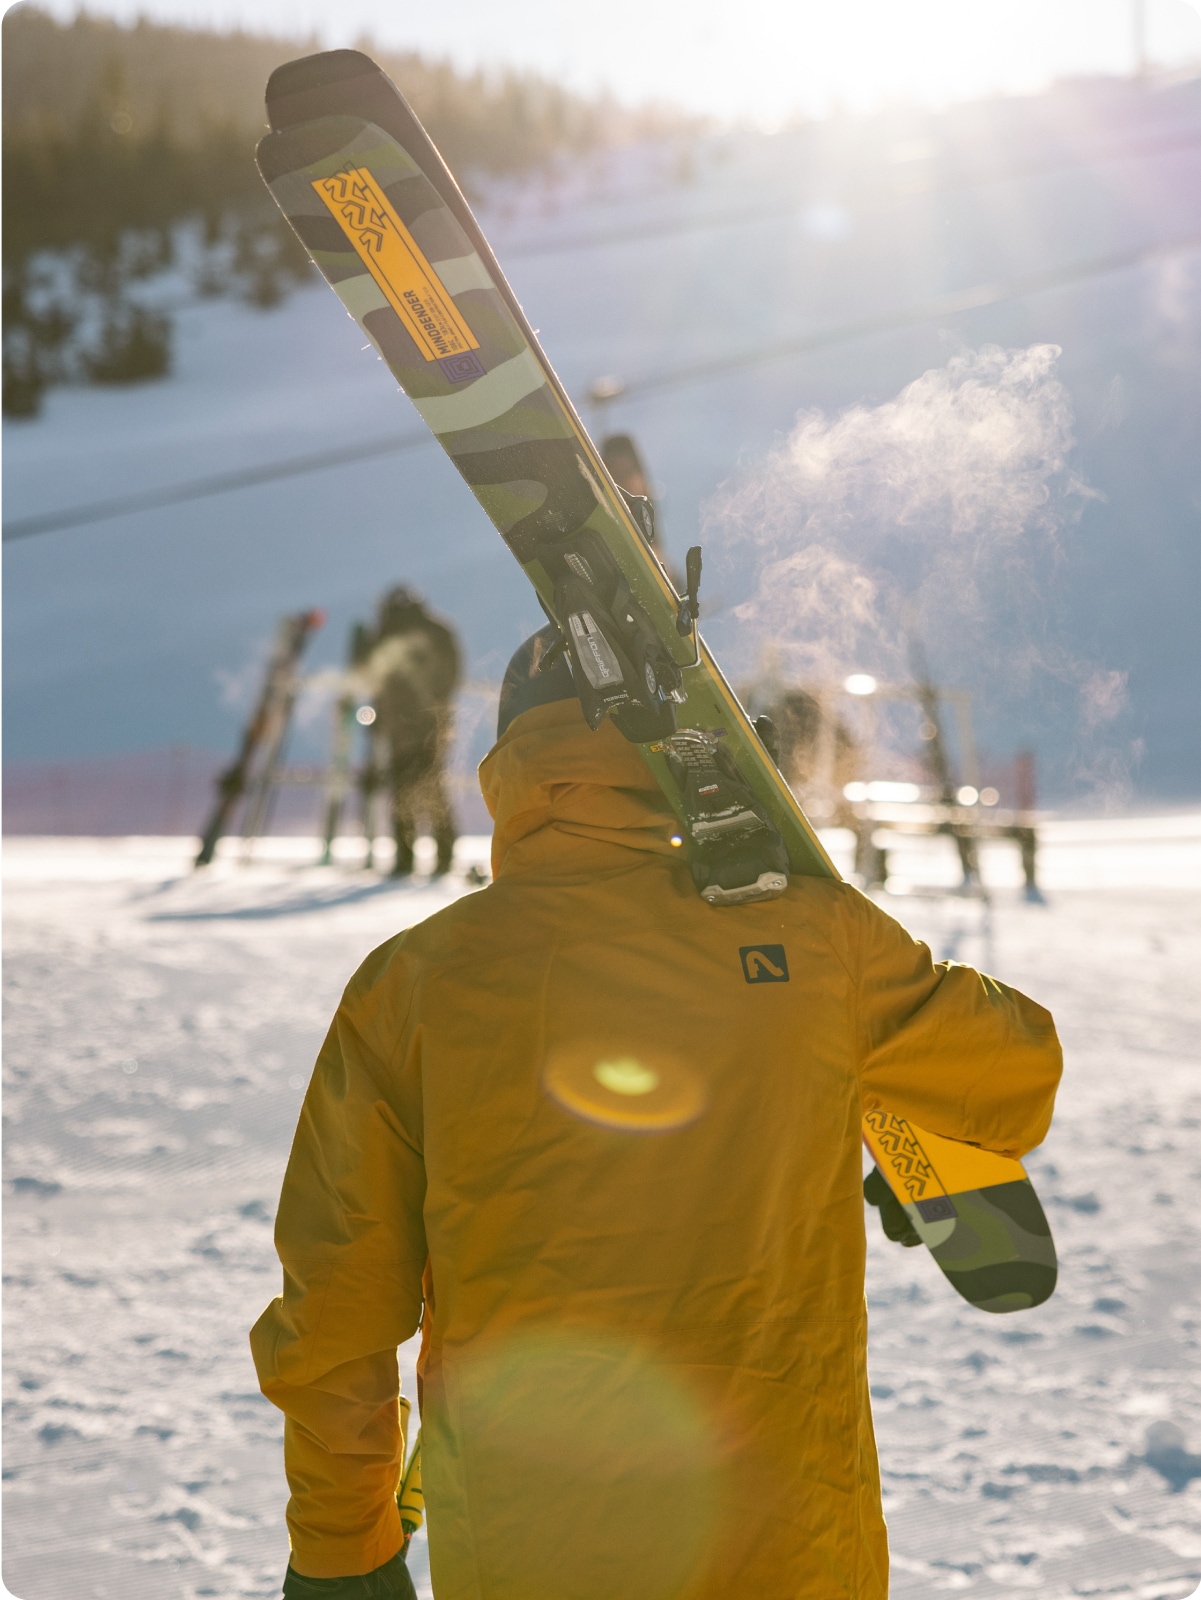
(3, 430, 435, 542)
(615, 231, 1201, 400)
(5, 232, 1199, 544)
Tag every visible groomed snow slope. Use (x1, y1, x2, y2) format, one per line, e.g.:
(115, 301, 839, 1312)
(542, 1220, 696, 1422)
(4, 821, 1201, 1599)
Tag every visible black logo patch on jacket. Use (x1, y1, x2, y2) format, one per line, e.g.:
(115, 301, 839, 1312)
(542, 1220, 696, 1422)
(740, 945, 789, 984)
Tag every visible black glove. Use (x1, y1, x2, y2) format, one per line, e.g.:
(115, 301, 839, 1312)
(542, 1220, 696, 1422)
(864, 1166, 921, 1248)
(283, 1549, 417, 1600)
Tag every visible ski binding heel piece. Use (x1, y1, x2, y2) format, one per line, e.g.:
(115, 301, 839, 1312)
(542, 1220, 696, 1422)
(662, 730, 790, 906)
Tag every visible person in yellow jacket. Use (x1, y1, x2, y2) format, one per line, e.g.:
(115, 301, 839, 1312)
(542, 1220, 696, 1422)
(252, 628, 1062, 1600)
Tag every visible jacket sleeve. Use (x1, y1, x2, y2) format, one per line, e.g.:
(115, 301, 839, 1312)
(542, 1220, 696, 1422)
(851, 891, 1062, 1160)
(250, 955, 427, 1579)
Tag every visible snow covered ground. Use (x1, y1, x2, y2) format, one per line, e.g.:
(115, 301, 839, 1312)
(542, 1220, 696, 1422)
(4, 819, 1201, 1599)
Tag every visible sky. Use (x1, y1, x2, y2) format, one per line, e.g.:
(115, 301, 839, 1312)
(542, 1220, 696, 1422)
(29, 0, 1201, 123)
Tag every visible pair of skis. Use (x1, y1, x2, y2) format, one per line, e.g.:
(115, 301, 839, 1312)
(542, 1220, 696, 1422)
(256, 50, 1055, 1316)
(195, 608, 324, 866)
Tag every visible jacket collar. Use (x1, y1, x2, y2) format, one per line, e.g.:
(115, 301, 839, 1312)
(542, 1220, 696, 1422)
(478, 700, 679, 880)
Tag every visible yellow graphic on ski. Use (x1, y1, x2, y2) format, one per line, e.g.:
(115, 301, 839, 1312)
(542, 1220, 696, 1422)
(313, 166, 479, 364)
(863, 1110, 1056, 1312)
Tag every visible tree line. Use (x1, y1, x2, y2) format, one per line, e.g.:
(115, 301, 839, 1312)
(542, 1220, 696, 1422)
(3, 6, 688, 416)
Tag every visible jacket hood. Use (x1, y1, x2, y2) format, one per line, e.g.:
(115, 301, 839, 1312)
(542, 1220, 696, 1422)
(478, 699, 679, 880)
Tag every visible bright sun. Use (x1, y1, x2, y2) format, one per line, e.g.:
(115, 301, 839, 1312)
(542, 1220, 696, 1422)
(45, 0, 1201, 123)
(621, 0, 1201, 122)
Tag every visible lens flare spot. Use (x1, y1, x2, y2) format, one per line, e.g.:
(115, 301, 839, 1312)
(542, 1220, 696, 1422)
(545, 1045, 706, 1132)
(594, 1057, 659, 1096)
(458, 1328, 719, 1599)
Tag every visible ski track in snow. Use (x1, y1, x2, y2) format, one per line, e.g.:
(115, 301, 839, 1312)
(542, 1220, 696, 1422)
(4, 826, 1201, 1600)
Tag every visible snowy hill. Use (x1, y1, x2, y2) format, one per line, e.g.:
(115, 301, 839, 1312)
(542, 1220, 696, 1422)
(5, 70, 1201, 813)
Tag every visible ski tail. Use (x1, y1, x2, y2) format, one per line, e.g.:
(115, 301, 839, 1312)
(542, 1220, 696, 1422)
(863, 1111, 1057, 1313)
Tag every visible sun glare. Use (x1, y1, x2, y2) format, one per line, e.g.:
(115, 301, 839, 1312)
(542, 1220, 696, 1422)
(49, 0, 1201, 124)
(674, 0, 1201, 122)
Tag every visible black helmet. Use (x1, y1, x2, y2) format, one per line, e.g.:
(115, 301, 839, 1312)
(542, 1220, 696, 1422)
(496, 626, 578, 740)
(377, 585, 424, 633)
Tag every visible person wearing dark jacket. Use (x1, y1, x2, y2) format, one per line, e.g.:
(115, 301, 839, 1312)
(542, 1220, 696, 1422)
(362, 587, 460, 876)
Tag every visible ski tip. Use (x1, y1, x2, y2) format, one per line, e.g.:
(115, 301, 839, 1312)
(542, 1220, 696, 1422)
(255, 114, 368, 183)
(266, 49, 383, 129)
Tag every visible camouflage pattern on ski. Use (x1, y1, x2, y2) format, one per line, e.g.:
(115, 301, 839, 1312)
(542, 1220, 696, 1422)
(863, 1109, 1057, 1312)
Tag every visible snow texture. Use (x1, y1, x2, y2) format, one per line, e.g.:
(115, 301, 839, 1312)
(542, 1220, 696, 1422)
(4, 821, 1201, 1599)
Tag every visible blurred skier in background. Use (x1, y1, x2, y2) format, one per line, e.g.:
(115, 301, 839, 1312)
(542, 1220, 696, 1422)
(362, 586, 461, 877)
(600, 431, 652, 502)
(600, 430, 684, 589)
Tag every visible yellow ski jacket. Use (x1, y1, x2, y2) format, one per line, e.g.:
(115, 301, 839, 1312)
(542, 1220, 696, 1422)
(251, 699, 1062, 1598)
